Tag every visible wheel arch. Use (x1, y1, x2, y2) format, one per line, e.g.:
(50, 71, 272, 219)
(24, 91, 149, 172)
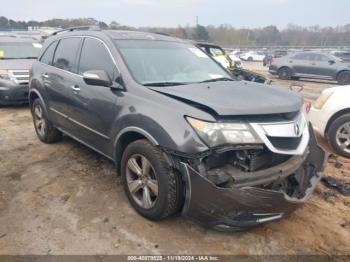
(336, 69, 350, 80)
(29, 90, 47, 114)
(114, 127, 159, 174)
(325, 108, 350, 135)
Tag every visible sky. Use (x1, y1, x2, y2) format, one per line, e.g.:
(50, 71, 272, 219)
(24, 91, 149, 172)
(1, 0, 349, 28)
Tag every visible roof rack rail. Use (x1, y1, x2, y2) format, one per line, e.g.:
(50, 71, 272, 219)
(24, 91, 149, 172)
(51, 25, 101, 36)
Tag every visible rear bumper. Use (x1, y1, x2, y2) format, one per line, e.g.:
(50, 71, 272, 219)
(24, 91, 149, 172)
(179, 125, 327, 231)
(268, 65, 278, 75)
(0, 84, 29, 105)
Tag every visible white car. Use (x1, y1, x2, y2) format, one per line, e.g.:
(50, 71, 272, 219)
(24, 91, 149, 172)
(239, 51, 265, 62)
(307, 85, 350, 158)
(228, 53, 242, 68)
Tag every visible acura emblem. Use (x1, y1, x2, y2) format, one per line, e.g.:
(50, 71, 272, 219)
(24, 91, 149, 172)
(294, 123, 300, 136)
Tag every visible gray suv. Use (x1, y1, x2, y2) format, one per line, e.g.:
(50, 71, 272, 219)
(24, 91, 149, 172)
(269, 51, 350, 85)
(29, 27, 326, 231)
(0, 34, 42, 105)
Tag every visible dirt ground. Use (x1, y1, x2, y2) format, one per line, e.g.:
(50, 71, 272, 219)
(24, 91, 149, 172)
(0, 68, 349, 255)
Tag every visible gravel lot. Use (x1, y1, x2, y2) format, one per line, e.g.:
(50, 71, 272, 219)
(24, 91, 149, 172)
(0, 65, 349, 255)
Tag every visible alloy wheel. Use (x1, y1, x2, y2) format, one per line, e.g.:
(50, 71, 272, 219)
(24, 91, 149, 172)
(126, 154, 159, 209)
(336, 122, 350, 153)
(33, 104, 46, 137)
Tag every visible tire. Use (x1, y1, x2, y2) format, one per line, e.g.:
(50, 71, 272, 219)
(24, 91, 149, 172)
(121, 139, 183, 220)
(247, 57, 253, 62)
(31, 98, 62, 143)
(278, 67, 292, 80)
(337, 71, 350, 85)
(327, 113, 350, 158)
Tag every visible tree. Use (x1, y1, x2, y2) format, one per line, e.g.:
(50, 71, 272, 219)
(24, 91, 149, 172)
(192, 25, 209, 41)
(175, 26, 187, 39)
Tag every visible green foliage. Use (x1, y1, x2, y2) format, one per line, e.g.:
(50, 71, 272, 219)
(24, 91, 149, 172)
(192, 25, 209, 41)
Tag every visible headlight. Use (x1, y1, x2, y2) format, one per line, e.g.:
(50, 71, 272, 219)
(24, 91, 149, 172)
(186, 117, 262, 147)
(313, 91, 333, 109)
(0, 69, 10, 80)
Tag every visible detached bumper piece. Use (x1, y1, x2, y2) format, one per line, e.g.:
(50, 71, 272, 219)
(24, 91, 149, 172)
(180, 125, 327, 231)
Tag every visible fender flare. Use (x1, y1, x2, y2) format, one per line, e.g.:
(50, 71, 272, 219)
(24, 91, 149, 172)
(29, 89, 48, 115)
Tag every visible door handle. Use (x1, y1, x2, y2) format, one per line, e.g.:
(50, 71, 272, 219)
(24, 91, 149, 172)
(71, 85, 80, 92)
(42, 73, 49, 79)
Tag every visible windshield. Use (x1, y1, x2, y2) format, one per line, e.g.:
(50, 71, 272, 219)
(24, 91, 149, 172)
(114, 40, 232, 86)
(0, 42, 42, 59)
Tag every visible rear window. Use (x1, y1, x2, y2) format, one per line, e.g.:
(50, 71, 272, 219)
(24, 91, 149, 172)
(53, 38, 81, 73)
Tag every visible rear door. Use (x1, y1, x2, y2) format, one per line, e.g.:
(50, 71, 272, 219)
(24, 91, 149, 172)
(46, 37, 83, 130)
(67, 37, 121, 154)
(290, 53, 313, 76)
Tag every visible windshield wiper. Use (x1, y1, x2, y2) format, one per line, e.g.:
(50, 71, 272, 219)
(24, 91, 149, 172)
(200, 77, 234, 83)
(143, 82, 188, 87)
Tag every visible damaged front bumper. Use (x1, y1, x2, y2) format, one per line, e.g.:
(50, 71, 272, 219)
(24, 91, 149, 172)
(177, 125, 327, 231)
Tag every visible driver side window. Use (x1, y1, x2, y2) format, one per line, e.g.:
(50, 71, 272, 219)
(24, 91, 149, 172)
(78, 38, 117, 80)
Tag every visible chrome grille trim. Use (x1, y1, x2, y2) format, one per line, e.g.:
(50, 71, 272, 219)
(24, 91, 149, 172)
(8, 70, 30, 85)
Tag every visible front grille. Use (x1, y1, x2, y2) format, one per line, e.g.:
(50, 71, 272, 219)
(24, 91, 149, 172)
(267, 136, 302, 150)
(8, 70, 29, 85)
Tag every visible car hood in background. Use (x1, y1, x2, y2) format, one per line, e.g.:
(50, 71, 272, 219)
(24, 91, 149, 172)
(0, 59, 36, 70)
(149, 81, 303, 116)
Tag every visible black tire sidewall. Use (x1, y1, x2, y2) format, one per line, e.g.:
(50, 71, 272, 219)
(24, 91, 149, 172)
(328, 114, 350, 158)
(121, 140, 180, 220)
(337, 71, 350, 85)
(278, 67, 292, 80)
(31, 99, 49, 142)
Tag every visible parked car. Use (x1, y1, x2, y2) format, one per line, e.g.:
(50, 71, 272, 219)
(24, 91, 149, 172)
(239, 51, 265, 61)
(0, 34, 42, 105)
(263, 49, 288, 66)
(269, 51, 350, 85)
(29, 27, 326, 231)
(307, 85, 350, 158)
(330, 50, 350, 62)
(195, 42, 238, 69)
(195, 43, 269, 84)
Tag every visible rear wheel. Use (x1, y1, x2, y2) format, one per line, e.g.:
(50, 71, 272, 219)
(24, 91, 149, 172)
(328, 114, 350, 158)
(337, 71, 350, 85)
(121, 139, 183, 220)
(247, 56, 253, 62)
(278, 67, 292, 80)
(31, 99, 62, 143)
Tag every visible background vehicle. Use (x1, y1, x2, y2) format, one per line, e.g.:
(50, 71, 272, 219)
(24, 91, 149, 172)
(263, 49, 288, 66)
(239, 51, 265, 61)
(307, 85, 350, 158)
(196, 43, 270, 84)
(0, 34, 42, 105)
(269, 51, 350, 85)
(29, 28, 325, 231)
(330, 50, 350, 62)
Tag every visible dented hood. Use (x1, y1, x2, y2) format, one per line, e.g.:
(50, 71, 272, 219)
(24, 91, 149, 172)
(149, 81, 303, 116)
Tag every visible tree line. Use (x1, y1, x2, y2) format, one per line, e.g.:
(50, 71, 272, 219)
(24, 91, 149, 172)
(1, 16, 349, 47)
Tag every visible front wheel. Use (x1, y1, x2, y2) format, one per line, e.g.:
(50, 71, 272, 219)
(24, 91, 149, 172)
(247, 57, 253, 61)
(327, 114, 350, 158)
(278, 67, 292, 80)
(31, 99, 62, 143)
(337, 71, 350, 85)
(121, 139, 183, 220)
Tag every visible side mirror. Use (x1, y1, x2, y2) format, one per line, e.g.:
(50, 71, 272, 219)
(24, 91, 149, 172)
(328, 60, 335, 65)
(83, 70, 112, 87)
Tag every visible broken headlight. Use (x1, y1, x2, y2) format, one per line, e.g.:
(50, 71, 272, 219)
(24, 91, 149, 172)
(186, 117, 262, 147)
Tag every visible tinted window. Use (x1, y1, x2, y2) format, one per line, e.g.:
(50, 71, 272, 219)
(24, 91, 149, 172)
(78, 38, 116, 79)
(292, 53, 312, 60)
(53, 38, 81, 73)
(311, 54, 329, 62)
(40, 41, 57, 65)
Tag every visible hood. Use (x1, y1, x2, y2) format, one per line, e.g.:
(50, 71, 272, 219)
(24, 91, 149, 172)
(149, 81, 303, 116)
(0, 59, 36, 70)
